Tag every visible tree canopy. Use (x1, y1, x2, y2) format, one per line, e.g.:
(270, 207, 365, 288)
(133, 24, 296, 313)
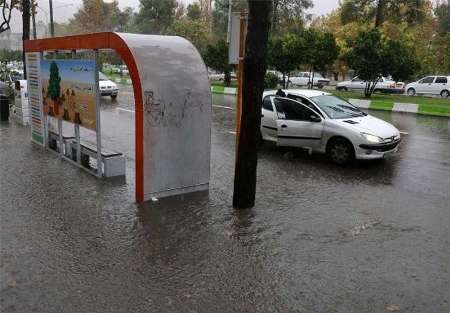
(68, 0, 133, 34)
(134, 0, 177, 34)
(203, 40, 234, 86)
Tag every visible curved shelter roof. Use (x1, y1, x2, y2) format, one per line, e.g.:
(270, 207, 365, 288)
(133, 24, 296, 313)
(25, 32, 212, 203)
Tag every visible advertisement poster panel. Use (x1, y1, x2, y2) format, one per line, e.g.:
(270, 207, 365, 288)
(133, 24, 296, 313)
(41, 60, 97, 130)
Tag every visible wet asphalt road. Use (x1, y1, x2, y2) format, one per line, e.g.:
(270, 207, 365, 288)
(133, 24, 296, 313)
(1, 85, 449, 313)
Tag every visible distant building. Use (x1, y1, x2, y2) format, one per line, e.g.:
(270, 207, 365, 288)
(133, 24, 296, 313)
(0, 30, 23, 51)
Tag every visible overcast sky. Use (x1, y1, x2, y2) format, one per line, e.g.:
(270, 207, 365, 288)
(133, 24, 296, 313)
(8, 0, 341, 33)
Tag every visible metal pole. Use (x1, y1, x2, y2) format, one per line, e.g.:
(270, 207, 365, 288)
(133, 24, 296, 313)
(226, 0, 233, 43)
(42, 51, 49, 149)
(235, 12, 246, 139)
(72, 50, 81, 165)
(94, 50, 102, 177)
(49, 0, 54, 37)
(32, 9, 37, 39)
(55, 51, 63, 158)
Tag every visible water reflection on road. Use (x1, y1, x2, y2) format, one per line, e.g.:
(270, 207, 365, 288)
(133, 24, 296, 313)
(0, 89, 449, 313)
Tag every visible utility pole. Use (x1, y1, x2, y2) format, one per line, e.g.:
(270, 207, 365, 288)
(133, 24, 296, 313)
(32, 4, 37, 39)
(233, 0, 272, 209)
(49, 0, 54, 37)
(226, 0, 232, 43)
(22, 0, 31, 79)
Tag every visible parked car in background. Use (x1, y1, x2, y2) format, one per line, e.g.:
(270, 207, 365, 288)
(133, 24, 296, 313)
(288, 72, 331, 89)
(261, 89, 401, 164)
(99, 72, 119, 99)
(405, 76, 450, 98)
(337, 76, 405, 94)
(0, 81, 12, 98)
(208, 69, 224, 81)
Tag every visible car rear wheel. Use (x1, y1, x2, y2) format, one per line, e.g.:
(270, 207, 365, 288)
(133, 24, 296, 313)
(441, 90, 449, 98)
(327, 137, 355, 165)
(407, 88, 416, 96)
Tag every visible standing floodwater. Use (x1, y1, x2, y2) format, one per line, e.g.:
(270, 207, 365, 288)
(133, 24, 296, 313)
(1, 91, 449, 313)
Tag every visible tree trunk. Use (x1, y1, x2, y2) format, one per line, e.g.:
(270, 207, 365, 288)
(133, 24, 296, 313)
(233, 0, 272, 209)
(375, 0, 385, 28)
(22, 0, 31, 79)
(310, 70, 315, 89)
(224, 70, 231, 86)
(272, 0, 278, 33)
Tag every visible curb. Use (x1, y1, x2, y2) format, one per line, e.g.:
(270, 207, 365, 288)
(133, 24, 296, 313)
(211, 86, 237, 95)
(210, 86, 449, 117)
(348, 99, 450, 117)
(114, 78, 132, 85)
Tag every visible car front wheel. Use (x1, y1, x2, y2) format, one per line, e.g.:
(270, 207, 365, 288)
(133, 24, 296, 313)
(327, 137, 355, 165)
(111, 94, 117, 100)
(441, 90, 449, 98)
(407, 88, 416, 96)
(337, 87, 348, 91)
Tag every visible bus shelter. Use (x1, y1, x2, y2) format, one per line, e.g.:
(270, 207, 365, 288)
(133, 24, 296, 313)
(24, 32, 212, 203)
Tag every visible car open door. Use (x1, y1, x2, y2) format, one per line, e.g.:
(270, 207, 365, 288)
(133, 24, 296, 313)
(260, 96, 278, 141)
(273, 97, 324, 148)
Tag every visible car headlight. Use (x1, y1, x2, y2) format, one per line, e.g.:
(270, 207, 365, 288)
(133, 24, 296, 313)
(361, 133, 383, 143)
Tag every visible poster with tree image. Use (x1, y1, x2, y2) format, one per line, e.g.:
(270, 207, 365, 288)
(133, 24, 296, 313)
(41, 60, 97, 130)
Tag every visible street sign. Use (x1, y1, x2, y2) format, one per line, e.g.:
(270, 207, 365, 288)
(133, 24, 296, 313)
(229, 13, 247, 65)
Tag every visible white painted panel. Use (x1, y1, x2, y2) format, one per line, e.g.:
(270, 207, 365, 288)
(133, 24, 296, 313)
(117, 33, 211, 200)
(393, 103, 419, 113)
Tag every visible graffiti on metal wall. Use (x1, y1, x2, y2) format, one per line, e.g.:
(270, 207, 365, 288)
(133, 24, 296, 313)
(144, 89, 205, 128)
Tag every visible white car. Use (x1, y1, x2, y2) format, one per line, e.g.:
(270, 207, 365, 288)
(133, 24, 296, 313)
(261, 89, 401, 164)
(405, 76, 450, 98)
(337, 76, 405, 94)
(289, 72, 331, 89)
(99, 72, 119, 99)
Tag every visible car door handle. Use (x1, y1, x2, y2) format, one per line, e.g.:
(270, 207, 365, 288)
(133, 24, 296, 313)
(281, 124, 287, 128)
(261, 114, 264, 117)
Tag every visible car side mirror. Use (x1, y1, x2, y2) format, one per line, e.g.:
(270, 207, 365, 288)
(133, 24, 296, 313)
(309, 115, 321, 123)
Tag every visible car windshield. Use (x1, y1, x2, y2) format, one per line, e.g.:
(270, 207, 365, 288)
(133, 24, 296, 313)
(99, 72, 108, 81)
(310, 95, 366, 119)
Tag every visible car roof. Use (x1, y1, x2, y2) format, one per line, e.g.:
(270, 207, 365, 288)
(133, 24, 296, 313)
(263, 89, 330, 98)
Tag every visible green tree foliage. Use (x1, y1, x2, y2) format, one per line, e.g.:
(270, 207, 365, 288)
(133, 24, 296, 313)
(304, 29, 339, 86)
(346, 28, 419, 97)
(134, 0, 176, 34)
(435, 1, 450, 35)
(167, 18, 211, 54)
(47, 61, 61, 101)
(265, 72, 279, 89)
(272, 0, 313, 33)
(68, 0, 133, 34)
(345, 29, 386, 97)
(0, 49, 22, 64)
(203, 40, 234, 86)
(340, 0, 426, 28)
(382, 40, 419, 82)
(187, 2, 201, 20)
(267, 33, 306, 87)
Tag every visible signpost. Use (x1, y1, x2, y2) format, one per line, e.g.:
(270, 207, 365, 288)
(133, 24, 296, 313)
(228, 12, 247, 150)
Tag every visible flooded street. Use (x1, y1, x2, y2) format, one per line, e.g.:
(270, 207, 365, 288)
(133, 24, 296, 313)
(1, 86, 449, 313)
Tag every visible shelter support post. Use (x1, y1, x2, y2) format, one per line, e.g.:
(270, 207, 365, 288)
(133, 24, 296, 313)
(71, 50, 81, 164)
(94, 50, 102, 178)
